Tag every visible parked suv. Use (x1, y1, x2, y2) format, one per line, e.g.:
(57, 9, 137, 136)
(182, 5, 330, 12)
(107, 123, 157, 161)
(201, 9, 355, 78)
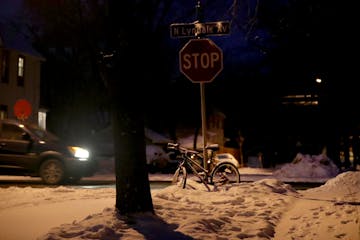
(0, 119, 95, 184)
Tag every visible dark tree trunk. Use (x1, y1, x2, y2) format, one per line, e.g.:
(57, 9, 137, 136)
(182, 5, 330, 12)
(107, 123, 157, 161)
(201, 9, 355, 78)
(104, 0, 154, 216)
(112, 102, 154, 215)
(104, 49, 154, 215)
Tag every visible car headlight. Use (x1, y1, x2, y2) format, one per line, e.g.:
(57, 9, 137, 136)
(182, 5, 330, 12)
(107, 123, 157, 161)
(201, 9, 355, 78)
(68, 146, 90, 161)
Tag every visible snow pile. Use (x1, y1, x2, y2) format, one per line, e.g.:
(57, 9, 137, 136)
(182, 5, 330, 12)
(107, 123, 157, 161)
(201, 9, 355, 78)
(312, 171, 360, 193)
(146, 144, 170, 165)
(273, 153, 339, 179)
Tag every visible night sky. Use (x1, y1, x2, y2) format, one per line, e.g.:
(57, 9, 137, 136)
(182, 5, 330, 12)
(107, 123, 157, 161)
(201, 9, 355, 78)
(166, 1, 358, 136)
(1, 1, 358, 159)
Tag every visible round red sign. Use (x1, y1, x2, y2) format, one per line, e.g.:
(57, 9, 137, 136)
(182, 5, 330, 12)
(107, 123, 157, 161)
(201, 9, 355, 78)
(14, 99, 32, 120)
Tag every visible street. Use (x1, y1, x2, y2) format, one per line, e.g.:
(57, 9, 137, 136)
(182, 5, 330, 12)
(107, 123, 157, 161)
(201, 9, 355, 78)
(0, 174, 172, 189)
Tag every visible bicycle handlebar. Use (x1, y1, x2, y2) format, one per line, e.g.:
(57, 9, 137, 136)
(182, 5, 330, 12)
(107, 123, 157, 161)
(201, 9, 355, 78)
(167, 142, 219, 152)
(166, 142, 199, 155)
(166, 142, 179, 150)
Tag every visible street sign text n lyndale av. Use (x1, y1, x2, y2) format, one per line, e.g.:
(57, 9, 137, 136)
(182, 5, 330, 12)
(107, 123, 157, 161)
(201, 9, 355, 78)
(170, 21, 230, 38)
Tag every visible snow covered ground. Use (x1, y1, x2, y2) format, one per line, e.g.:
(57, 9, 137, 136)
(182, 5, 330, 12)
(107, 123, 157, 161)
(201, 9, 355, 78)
(0, 153, 359, 240)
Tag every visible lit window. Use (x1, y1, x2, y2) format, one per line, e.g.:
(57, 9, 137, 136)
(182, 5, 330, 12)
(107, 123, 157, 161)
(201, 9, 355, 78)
(17, 56, 25, 86)
(18, 56, 24, 77)
(38, 111, 47, 130)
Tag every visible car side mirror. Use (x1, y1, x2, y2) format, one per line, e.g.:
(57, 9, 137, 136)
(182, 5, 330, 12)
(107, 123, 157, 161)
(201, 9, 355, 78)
(22, 132, 32, 141)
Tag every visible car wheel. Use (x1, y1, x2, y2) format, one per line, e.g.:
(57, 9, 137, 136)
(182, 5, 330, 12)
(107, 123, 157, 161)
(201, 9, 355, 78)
(39, 158, 65, 185)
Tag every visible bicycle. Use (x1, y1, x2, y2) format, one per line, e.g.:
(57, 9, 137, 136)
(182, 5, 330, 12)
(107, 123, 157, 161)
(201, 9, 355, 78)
(166, 142, 241, 191)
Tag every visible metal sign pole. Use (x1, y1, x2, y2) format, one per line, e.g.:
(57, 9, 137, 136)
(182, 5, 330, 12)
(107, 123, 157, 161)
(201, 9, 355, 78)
(195, 1, 208, 171)
(200, 82, 208, 170)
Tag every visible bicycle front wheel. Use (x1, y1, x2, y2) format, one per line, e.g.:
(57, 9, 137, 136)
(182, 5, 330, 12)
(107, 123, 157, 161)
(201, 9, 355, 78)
(172, 165, 187, 189)
(210, 162, 240, 186)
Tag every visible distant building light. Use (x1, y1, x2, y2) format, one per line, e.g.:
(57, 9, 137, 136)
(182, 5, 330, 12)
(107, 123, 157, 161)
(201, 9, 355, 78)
(281, 94, 319, 106)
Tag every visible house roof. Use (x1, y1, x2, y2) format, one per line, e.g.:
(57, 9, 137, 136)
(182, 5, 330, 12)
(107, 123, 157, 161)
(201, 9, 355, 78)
(0, 21, 44, 60)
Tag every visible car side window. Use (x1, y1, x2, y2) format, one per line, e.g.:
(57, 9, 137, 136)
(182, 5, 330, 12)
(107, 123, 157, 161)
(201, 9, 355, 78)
(1, 124, 26, 140)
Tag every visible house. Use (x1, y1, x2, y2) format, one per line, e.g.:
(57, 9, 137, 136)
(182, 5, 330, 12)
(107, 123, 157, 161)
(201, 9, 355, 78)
(0, 22, 46, 127)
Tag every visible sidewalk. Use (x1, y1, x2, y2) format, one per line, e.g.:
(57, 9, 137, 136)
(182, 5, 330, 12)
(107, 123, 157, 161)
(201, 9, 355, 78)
(92, 167, 280, 182)
(149, 166, 332, 185)
(88, 166, 331, 184)
(0, 167, 273, 184)
(0, 165, 332, 185)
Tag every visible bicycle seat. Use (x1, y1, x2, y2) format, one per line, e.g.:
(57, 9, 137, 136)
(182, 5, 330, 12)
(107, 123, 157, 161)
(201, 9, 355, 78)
(206, 144, 219, 151)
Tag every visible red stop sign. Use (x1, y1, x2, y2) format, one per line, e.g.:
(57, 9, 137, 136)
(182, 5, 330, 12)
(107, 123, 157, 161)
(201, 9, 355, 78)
(14, 99, 32, 120)
(179, 38, 223, 83)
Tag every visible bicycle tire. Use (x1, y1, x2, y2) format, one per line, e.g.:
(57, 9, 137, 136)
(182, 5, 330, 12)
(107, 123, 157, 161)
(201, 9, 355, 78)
(172, 165, 187, 189)
(210, 162, 240, 186)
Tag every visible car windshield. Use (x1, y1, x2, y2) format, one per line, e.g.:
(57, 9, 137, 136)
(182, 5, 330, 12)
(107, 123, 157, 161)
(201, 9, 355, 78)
(26, 124, 59, 141)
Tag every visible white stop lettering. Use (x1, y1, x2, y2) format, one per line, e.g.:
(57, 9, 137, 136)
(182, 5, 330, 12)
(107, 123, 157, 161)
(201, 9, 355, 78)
(182, 52, 220, 69)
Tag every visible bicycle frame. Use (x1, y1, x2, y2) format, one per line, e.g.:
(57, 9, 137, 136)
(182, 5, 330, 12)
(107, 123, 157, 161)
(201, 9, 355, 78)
(168, 143, 224, 191)
(167, 142, 241, 191)
(180, 151, 211, 191)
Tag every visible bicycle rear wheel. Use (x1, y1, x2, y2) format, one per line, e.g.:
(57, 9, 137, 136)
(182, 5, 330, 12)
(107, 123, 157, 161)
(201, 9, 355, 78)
(172, 165, 187, 189)
(210, 162, 240, 186)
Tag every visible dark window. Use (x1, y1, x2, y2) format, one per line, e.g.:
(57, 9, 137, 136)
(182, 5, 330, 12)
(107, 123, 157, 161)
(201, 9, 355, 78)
(1, 50, 9, 83)
(0, 105, 8, 120)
